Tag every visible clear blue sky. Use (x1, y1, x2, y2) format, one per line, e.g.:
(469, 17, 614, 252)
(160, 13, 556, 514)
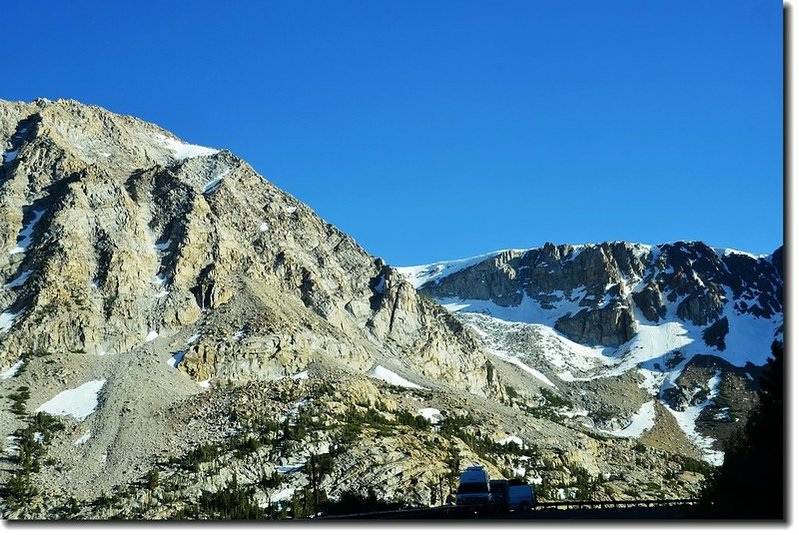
(3, 0, 783, 265)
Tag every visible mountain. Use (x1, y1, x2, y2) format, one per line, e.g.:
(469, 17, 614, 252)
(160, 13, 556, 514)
(398, 241, 783, 464)
(0, 98, 497, 396)
(0, 99, 780, 519)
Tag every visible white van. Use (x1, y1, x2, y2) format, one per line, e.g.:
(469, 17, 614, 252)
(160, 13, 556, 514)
(456, 466, 492, 507)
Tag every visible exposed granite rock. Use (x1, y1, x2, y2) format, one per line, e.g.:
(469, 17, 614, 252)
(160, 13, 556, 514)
(554, 303, 636, 347)
(632, 280, 666, 322)
(676, 286, 726, 326)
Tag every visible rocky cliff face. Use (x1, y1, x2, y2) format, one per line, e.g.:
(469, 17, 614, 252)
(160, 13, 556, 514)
(407, 241, 781, 349)
(0, 98, 497, 396)
(399, 240, 783, 465)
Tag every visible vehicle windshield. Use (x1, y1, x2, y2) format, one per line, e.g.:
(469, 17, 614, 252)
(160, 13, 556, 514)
(457, 482, 488, 494)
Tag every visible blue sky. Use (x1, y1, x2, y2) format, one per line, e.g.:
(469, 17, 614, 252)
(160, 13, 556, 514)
(3, 0, 782, 265)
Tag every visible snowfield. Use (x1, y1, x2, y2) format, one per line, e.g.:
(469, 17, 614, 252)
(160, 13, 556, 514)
(36, 379, 106, 421)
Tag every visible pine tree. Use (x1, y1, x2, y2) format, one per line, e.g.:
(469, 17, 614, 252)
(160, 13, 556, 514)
(699, 341, 784, 519)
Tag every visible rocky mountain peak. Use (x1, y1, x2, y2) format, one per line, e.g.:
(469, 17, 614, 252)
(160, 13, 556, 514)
(0, 98, 499, 396)
(405, 240, 781, 349)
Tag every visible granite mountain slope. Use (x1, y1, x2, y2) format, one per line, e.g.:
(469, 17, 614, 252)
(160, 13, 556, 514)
(0, 98, 512, 517)
(0, 98, 497, 395)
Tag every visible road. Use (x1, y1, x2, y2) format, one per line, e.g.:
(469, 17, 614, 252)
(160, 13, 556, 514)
(320, 504, 699, 520)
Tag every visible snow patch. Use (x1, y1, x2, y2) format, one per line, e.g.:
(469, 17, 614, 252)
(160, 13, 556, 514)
(232, 329, 247, 342)
(602, 401, 656, 438)
(488, 348, 556, 387)
(186, 331, 202, 344)
(269, 487, 296, 503)
(154, 133, 219, 161)
(153, 273, 169, 298)
(74, 432, 92, 446)
(36, 379, 106, 421)
(167, 351, 186, 368)
(418, 408, 442, 424)
(277, 462, 306, 474)
(497, 435, 524, 447)
(3, 270, 32, 289)
(369, 365, 425, 390)
(660, 371, 724, 465)
(154, 239, 172, 252)
(279, 398, 312, 423)
(712, 247, 766, 260)
(3, 147, 20, 163)
(435, 292, 587, 327)
(397, 250, 512, 289)
(202, 168, 232, 194)
(4, 435, 19, 454)
(9, 209, 46, 255)
(373, 274, 386, 294)
(1, 359, 24, 379)
(145, 331, 159, 342)
(0, 309, 24, 333)
(292, 370, 309, 380)
(560, 408, 589, 419)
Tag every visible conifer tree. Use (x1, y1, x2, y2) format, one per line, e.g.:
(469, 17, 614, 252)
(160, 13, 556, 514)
(700, 341, 784, 519)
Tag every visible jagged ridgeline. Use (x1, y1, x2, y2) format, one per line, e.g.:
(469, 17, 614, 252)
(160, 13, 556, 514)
(0, 100, 783, 520)
(400, 241, 783, 465)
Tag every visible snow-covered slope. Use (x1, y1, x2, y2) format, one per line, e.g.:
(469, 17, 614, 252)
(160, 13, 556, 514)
(399, 241, 783, 464)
